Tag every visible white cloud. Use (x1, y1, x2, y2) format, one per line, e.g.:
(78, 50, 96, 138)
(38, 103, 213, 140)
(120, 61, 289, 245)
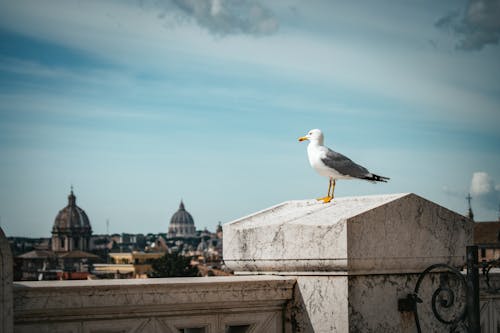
(470, 171, 500, 210)
(471, 172, 493, 195)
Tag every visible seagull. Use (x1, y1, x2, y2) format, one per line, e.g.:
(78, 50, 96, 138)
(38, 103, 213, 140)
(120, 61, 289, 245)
(298, 129, 389, 203)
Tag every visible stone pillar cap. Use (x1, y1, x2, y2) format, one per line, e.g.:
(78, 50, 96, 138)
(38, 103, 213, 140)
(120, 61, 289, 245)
(223, 193, 472, 275)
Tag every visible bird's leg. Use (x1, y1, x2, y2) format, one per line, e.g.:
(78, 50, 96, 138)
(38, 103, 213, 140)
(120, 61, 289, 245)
(330, 179, 336, 199)
(327, 178, 332, 197)
(317, 178, 334, 203)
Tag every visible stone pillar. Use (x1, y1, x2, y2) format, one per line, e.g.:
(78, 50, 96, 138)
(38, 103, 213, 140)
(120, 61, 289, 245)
(223, 193, 473, 332)
(0, 227, 13, 333)
(51, 235, 58, 252)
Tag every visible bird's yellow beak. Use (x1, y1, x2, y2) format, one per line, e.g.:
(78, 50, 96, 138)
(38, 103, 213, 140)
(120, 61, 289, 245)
(298, 136, 308, 142)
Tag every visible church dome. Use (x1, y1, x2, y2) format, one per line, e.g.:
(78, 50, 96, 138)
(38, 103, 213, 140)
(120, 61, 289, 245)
(51, 188, 92, 252)
(168, 201, 196, 238)
(52, 189, 92, 233)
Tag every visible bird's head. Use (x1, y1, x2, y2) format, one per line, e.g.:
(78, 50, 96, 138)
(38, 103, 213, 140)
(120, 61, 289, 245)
(298, 129, 324, 145)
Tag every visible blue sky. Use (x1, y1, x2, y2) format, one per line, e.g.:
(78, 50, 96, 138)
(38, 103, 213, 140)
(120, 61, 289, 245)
(1, 0, 499, 237)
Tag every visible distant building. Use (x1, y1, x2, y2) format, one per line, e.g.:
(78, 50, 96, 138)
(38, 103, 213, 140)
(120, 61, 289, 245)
(216, 222, 223, 239)
(14, 194, 226, 280)
(474, 221, 500, 261)
(51, 189, 92, 252)
(15, 189, 98, 280)
(15, 249, 58, 281)
(8, 237, 50, 257)
(168, 201, 196, 238)
(93, 251, 165, 278)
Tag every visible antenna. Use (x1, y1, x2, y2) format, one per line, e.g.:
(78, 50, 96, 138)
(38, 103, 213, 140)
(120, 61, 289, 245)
(105, 219, 110, 264)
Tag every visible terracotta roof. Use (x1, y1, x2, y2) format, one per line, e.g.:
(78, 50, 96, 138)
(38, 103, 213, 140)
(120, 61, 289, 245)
(16, 250, 56, 259)
(474, 221, 500, 245)
(58, 250, 100, 259)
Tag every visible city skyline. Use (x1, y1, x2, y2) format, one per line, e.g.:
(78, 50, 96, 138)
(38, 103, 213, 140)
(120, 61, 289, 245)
(1, 0, 499, 237)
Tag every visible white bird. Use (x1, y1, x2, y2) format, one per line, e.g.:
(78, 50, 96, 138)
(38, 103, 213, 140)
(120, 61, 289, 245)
(298, 129, 389, 203)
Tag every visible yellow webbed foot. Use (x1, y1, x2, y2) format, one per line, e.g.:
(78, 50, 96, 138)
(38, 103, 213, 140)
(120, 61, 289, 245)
(316, 196, 333, 203)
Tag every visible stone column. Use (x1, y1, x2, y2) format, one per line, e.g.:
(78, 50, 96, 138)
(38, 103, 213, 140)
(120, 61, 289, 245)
(223, 193, 473, 332)
(0, 227, 13, 333)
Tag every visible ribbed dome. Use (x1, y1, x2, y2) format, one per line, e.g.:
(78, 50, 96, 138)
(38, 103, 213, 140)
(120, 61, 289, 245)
(52, 190, 92, 233)
(168, 201, 196, 238)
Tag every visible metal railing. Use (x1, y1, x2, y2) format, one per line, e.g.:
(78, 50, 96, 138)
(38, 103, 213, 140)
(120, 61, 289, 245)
(399, 246, 481, 333)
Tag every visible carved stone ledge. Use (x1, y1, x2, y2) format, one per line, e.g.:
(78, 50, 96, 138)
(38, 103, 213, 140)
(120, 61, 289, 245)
(14, 275, 295, 324)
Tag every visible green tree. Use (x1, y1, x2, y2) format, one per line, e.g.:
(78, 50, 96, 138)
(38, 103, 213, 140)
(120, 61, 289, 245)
(149, 251, 198, 278)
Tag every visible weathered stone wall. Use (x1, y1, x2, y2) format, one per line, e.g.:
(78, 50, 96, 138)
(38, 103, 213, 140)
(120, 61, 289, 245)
(348, 273, 468, 333)
(480, 292, 500, 333)
(290, 276, 349, 332)
(14, 276, 295, 333)
(346, 194, 472, 274)
(224, 193, 474, 332)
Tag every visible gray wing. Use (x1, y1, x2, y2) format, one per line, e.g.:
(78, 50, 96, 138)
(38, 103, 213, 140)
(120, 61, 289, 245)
(321, 148, 370, 178)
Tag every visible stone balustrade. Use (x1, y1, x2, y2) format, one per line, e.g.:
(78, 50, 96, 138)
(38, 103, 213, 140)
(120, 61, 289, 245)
(1, 225, 295, 333)
(13, 275, 295, 333)
(1, 193, 478, 332)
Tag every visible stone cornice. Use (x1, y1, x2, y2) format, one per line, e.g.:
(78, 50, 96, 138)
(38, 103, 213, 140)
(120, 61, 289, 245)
(14, 276, 295, 323)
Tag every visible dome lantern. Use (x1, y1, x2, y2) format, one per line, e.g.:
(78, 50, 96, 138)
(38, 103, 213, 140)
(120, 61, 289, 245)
(68, 186, 76, 207)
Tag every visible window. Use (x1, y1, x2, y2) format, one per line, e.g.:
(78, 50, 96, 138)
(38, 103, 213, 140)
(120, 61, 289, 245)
(225, 325, 251, 333)
(179, 328, 206, 333)
(481, 248, 486, 258)
(60, 237, 65, 248)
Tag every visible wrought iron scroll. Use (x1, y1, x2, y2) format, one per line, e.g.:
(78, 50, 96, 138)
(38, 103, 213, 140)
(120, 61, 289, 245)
(413, 263, 468, 332)
(481, 257, 500, 292)
(398, 246, 481, 333)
